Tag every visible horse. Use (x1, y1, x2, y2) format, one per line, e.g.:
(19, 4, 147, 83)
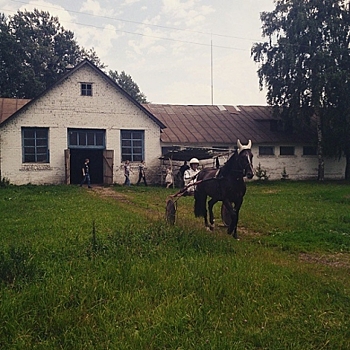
(194, 139, 254, 239)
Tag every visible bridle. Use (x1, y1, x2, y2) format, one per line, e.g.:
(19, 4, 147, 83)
(237, 149, 254, 178)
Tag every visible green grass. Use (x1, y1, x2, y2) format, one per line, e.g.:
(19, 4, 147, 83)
(243, 181, 350, 253)
(0, 182, 349, 349)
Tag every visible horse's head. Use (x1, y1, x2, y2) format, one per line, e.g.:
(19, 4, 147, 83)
(237, 139, 254, 179)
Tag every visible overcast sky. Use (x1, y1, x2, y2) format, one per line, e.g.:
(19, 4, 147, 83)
(1, 0, 276, 105)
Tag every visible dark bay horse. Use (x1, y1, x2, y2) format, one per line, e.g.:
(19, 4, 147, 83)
(194, 140, 254, 239)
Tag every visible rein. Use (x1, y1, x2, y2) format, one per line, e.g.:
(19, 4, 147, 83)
(170, 149, 252, 201)
(170, 171, 243, 201)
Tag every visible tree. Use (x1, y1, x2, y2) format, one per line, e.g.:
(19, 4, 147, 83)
(321, 11, 350, 180)
(0, 13, 22, 97)
(0, 9, 149, 107)
(108, 70, 148, 103)
(0, 9, 105, 98)
(251, 0, 350, 180)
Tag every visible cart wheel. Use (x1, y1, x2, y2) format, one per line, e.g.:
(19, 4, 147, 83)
(166, 199, 177, 225)
(221, 203, 231, 227)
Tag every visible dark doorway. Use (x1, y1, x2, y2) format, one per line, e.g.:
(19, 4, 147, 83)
(70, 149, 103, 184)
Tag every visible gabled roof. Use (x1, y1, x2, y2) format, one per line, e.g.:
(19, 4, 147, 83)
(0, 59, 166, 129)
(143, 104, 314, 145)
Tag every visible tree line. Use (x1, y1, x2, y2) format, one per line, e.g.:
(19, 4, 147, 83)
(1, 4, 350, 179)
(0, 9, 147, 103)
(252, 0, 350, 180)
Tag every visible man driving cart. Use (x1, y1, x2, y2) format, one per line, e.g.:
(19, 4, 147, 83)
(180, 157, 201, 196)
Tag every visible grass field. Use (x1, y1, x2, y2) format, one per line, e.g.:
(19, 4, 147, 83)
(0, 181, 349, 349)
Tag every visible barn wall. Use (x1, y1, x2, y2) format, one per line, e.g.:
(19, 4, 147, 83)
(159, 143, 346, 181)
(0, 65, 162, 185)
(253, 145, 345, 180)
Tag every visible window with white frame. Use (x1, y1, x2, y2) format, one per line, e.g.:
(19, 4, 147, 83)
(121, 130, 144, 162)
(22, 127, 49, 163)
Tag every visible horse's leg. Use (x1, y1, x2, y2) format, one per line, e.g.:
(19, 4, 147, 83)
(231, 201, 242, 239)
(208, 198, 218, 231)
(194, 190, 210, 230)
(223, 200, 237, 237)
(203, 197, 210, 231)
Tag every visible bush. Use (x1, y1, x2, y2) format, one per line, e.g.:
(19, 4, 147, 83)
(255, 162, 269, 180)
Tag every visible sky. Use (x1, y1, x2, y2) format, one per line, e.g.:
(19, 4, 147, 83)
(1, 0, 276, 106)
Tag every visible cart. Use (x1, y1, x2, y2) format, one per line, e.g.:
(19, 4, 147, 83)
(165, 179, 231, 227)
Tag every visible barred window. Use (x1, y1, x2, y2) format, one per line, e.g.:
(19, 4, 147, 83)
(22, 127, 49, 163)
(81, 83, 92, 96)
(68, 129, 105, 148)
(121, 130, 144, 162)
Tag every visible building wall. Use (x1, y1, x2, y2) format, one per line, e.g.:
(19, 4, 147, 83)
(160, 143, 346, 181)
(0, 65, 162, 185)
(253, 145, 345, 180)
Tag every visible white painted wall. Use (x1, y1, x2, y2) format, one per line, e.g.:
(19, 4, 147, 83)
(0, 64, 162, 185)
(160, 143, 346, 181)
(252, 145, 345, 180)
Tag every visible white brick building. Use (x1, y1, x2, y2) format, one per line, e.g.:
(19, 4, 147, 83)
(0, 59, 165, 185)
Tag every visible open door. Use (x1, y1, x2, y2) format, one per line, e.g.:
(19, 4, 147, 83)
(64, 149, 70, 184)
(103, 150, 114, 185)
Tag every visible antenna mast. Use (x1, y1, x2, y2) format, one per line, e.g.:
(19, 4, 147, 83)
(211, 38, 214, 105)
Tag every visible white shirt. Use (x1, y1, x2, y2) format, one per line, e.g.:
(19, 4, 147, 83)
(184, 167, 200, 191)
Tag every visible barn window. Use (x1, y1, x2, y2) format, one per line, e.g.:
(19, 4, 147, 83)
(68, 129, 105, 149)
(81, 83, 92, 96)
(280, 146, 295, 156)
(121, 130, 144, 162)
(259, 146, 274, 156)
(22, 127, 49, 163)
(303, 146, 317, 155)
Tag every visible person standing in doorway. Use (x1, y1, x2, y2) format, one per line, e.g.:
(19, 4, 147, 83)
(80, 158, 92, 188)
(124, 160, 132, 186)
(136, 160, 147, 186)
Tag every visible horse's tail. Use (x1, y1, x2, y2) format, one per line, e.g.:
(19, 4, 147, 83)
(194, 189, 206, 218)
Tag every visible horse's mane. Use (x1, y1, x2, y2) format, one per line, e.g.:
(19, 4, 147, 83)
(216, 150, 238, 178)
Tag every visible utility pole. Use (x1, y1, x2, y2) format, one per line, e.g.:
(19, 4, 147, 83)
(211, 39, 214, 105)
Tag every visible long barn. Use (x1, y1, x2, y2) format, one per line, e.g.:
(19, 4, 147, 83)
(0, 60, 346, 185)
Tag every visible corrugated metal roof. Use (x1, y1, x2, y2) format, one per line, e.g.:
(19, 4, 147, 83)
(0, 97, 314, 145)
(0, 98, 30, 123)
(143, 104, 313, 145)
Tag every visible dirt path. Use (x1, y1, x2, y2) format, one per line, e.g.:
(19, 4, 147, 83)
(299, 252, 350, 268)
(88, 186, 350, 269)
(89, 186, 130, 202)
